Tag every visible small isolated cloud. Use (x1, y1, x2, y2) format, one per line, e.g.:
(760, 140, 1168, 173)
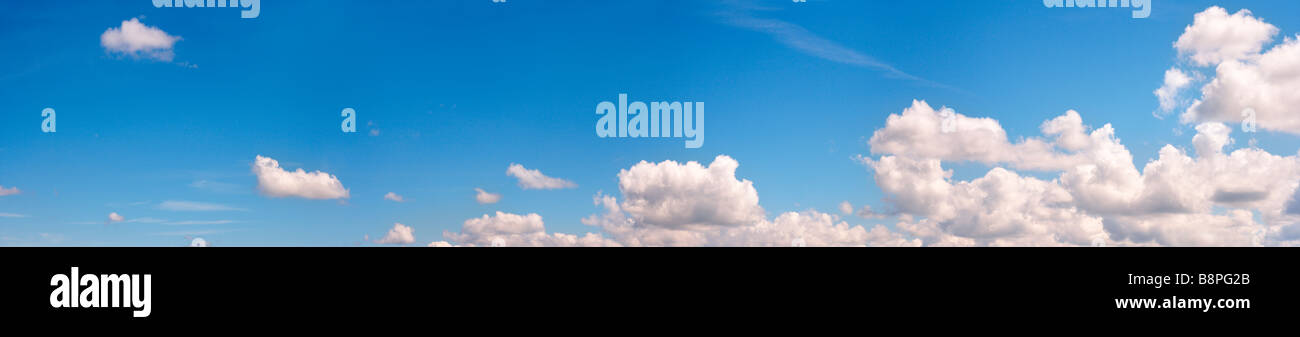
(0, 213, 28, 218)
(1153, 67, 1193, 116)
(158, 200, 245, 212)
(107, 212, 125, 223)
(252, 155, 350, 200)
(474, 188, 501, 204)
(427, 241, 455, 247)
(838, 201, 854, 215)
(100, 18, 181, 62)
(383, 192, 405, 203)
(0, 186, 18, 196)
(506, 163, 577, 190)
(374, 223, 415, 245)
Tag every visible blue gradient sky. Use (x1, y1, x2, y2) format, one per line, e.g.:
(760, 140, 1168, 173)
(1, 0, 1297, 246)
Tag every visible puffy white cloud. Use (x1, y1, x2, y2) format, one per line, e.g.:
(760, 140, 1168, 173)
(864, 155, 1105, 246)
(838, 201, 854, 215)
(108, 212, 125, 223)
(1167, 7, 1300, 134)
(474, 188, 501, 204)
(1154, 68, 1194, 115)
(374, 223, 415, 245)
(1173, 7, 1278, 66)
(506, 164, 577, 190)
(616, 155, 764, 229)
(383, 192, 405, 203)
(100, 18, 181, 62)
(443, 211, 619, 247)
(580, 156, 909, 247)
(427, 241, 455, 247)
(0, 186, 18, 196)
(867, 100, 1085, 171)
(861, 99, 1300, 246)
(251, 155, 350, 200)
(583, 191, 910, 247)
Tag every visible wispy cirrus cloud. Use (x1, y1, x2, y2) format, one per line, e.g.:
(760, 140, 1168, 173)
(717, 1, 946, 88)
(506, 164, 577, 190)
(158, 200, 247, 212)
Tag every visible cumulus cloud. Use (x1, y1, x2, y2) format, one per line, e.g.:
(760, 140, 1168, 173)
(1165, 7, 1300, 134)
(838, 201, 854, 215)
(1173, 7, 1278, 66)
(1153, 67, 1193, 116)
(616, 155, 765, 229)
(374, 223, 416, 245)
(582, 192, 909, 247)
(442, 211, 619, 247)
(427, 241, 455, 247)
(860, 98, 1300, 246)
(252, 155, 350, 200)
(383, 192, 405, 203)
(108, 212, 125, 223)
(0, 186, 18, 196)
(867, 100, 1087, 172)
(506, 164, 577, 190)
(100, 18, 181, 62)
(577, 156, 907, 247)
(474, 188, 501, 204)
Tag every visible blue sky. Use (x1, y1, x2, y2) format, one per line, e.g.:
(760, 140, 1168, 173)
(2, 0, 1299, 246)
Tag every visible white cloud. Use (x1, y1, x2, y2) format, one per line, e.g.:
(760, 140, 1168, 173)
(474, 188, 501, 204)
(383, 192, 404, 203)
(158, 200, 245, 212)
(1173, 7, 1278, 66)
(443, 211, 619, 247)
(1153, 67, 1193, 115)
(0, 186, 18, 196)
(1167, 7, 1300, 134)
(252, 155, 350, 200)
(616, 155, 765, 229)
(506, 163, 577, 190)
(860, 99, 1300, 246)
(374, 223, 415, 245)
(866, 100, 1086, 171)
(838, 201, 854, 215)
(100, 18, 181, 62)
(583, 192, 908, 247)
(579, 156, 908, 247)
(716, 3, 938, 86)
(427, 241, 455, 247)
(108, 212, 125, 223)
(0, 213, 28, 218)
